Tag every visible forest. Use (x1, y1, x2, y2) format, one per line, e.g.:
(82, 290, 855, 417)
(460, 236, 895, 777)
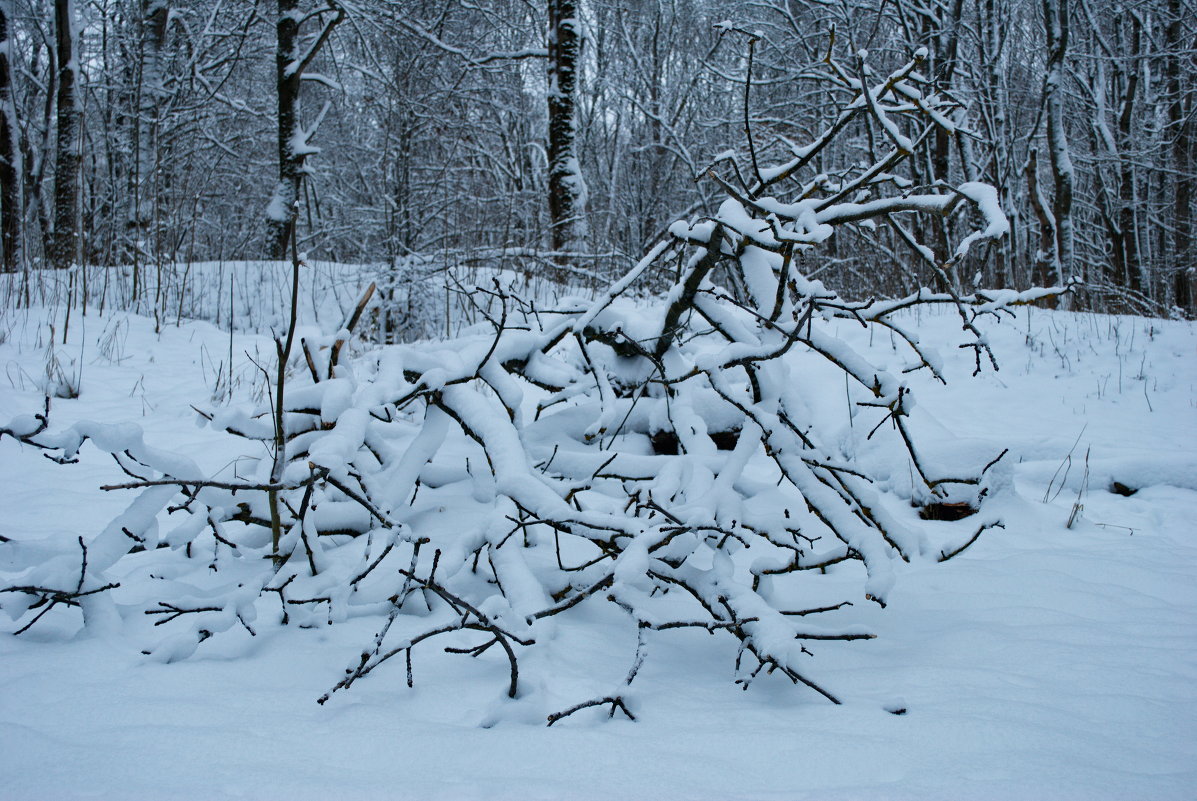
(0, 0, 1193, 314)
(0, 2, 1195, 799)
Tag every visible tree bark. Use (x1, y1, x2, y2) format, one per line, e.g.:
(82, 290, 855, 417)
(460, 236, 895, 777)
(547, 0, 584, 269)
(266, 0, 301, 259)
(0, 1, 20, 272)
(1026, 148, 1057, 300)
(1164, 0, 1194, 313)
(265, 0, 342, 259)
(1043, 0, 1074, 302)
(1115, 14, 1141, 293)
(49, 0, 80, 270)
(129, 0, 169, 251)
(932, 0, 965, 282)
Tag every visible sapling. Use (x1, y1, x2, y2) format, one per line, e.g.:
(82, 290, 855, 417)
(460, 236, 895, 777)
(1066, 447, 1090, 529)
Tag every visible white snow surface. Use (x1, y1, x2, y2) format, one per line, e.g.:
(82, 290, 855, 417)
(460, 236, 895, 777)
(1, 302, 1195, 800)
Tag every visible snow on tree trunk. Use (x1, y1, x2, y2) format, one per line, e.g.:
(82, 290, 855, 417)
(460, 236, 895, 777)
(546, 0, 586, 273)
(266, 0, 302, 259)
(926, 0, 965, 291)
(265, 0, 343, 259)
(49, 0, 80, 271)
(1043, 0, 1074, 307)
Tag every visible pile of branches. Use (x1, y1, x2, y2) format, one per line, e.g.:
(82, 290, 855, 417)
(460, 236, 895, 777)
(1, 45, 1063, 723)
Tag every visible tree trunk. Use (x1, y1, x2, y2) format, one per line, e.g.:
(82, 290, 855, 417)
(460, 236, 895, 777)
(932, 0, 964, 280)
(1165, 0, 1194, 314)
(1043, 0, 1074, 302)
(49, 0, 80, 270)
(1026, 147, 1057, 298)
(977, 0, 1011, 288)
(266, 0, 302, 259)
(547, 0, 585, 270)
(265, 0, 343, 259)
(129, 0, 169, 252)
(1092, 9, 1143, 298)
(0, 1, 20, 272)
(1115, 18, 1141, 294)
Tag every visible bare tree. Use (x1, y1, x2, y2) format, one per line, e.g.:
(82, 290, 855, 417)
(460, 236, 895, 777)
(126, 0, 169, 255)
(48, 0, 80, 270)
(265, 0, 343, 258)
(1042, 0, 1074, 300)
(1163, 0, 1194, 312)
(0, 0, 19, 271)
(547, 0, 585, 263)
(0, 0, 1182, 314)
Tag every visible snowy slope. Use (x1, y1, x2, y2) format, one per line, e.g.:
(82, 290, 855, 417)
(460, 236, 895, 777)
(1, 302, 1194, 800)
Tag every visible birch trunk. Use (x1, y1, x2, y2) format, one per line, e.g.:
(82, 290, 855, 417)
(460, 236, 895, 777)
(547, 0, 585, 271)
(1043, 0, 1074, 304)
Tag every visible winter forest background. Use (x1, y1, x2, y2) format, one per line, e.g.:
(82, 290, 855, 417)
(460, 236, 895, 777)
(0, 1, 1196, 799)
(0, 0, 1193, 313)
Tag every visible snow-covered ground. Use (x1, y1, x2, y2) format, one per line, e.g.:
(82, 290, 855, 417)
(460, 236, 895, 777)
(1, 300, 1194, 800)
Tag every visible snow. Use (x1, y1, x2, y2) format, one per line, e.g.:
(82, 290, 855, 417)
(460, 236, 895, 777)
(1, 299, 1195, 799)
(265, 188, 294, 223)
(952, 182, 1011, 261)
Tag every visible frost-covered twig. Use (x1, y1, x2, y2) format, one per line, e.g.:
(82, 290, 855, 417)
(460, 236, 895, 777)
(547, 696, 636, 726)
(0, 39, 1050, 720)
(2, 537, 119, 635)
